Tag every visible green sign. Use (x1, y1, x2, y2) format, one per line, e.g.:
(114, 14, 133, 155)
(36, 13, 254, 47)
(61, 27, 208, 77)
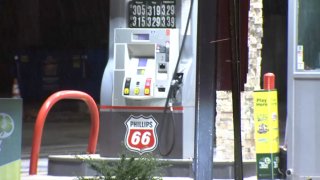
(0, 99, 22, 180)
(256, 153, 280, 179)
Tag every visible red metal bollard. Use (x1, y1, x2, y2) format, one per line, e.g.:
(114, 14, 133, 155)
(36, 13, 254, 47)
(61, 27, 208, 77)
(263, 72, 275, 90)
(29, 90, 99, 175)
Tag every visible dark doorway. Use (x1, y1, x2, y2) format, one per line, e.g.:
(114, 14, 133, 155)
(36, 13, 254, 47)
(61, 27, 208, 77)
(262, 0, 288, 143)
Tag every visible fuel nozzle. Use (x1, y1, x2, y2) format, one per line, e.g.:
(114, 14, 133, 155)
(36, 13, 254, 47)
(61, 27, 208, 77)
(168, 101, 173, 112)
(173, 73, 183, 85)
(170, 73, 183, 100)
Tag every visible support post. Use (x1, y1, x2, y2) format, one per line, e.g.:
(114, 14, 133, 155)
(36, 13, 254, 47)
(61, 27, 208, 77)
(229, 0, 244, 179)
(194, 0, 218, 179)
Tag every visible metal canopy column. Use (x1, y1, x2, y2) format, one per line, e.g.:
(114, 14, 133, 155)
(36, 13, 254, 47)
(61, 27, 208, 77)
(229, 0, 244, 179)
(194, 0, 218, 179)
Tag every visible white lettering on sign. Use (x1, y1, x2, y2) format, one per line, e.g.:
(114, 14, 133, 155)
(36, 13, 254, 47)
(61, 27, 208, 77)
(124, 115, 158, 154)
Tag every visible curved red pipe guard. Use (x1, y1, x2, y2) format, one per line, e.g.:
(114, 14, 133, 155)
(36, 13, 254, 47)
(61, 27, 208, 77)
(29, 90, 100, 175)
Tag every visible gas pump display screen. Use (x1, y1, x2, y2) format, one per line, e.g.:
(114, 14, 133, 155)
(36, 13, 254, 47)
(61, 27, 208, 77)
(137, 58, 147, 75)
(133, 33, 150, 40)
(138, 58, 148, 67)
(128, 0, 176, 28)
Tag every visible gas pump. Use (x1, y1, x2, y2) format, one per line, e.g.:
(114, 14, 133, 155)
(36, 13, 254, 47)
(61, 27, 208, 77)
(113, 28, 179, 104)
(100, 0, 197, 177)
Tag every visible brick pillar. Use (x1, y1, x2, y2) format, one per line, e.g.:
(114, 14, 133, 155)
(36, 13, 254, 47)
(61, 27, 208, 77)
(215, 0, 263, 161)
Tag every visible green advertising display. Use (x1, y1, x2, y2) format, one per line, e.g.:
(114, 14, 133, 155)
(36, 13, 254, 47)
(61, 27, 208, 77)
(0, 99, 22, 180)
(253, 90, 280, 179)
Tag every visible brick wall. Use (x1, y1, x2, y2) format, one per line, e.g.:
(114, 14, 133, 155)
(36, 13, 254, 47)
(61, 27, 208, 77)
(215, 0, 263, 161)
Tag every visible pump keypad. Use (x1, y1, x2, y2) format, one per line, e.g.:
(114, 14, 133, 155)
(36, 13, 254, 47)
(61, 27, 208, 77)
(123, 77, 153, 97)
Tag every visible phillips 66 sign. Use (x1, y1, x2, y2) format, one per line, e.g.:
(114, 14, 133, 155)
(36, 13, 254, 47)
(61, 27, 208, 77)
(124, 115, 158, 154)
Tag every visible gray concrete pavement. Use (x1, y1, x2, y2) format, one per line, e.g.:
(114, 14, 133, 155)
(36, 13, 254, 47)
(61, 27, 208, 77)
(20, 101, 260, 179)
(22, 121, 92, 159)
(21, 120, 94, 176)
(20, 120, 258, 179)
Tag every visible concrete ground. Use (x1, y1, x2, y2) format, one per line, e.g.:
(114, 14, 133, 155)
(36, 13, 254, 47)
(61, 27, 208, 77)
(21, 121, 92, 176)
(21, 100, 95, 176)
(22, 121, 92, 159)
(20, 101, 260, 179)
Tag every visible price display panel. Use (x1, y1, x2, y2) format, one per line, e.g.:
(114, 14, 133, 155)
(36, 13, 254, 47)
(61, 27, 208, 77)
(128, 0, 176, 28)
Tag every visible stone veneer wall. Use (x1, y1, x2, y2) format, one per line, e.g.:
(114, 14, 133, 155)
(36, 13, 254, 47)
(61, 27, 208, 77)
(215, 0, 263, 161)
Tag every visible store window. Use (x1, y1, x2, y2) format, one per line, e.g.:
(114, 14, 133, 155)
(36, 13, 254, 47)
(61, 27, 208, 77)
(297, 0, 320, 71)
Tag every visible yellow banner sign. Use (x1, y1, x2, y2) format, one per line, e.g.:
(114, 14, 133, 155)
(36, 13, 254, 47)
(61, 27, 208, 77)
(253, 90, 279, 154)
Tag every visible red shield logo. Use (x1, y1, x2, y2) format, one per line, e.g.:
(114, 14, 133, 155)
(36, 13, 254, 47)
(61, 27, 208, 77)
(124, 115, 158, 154)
